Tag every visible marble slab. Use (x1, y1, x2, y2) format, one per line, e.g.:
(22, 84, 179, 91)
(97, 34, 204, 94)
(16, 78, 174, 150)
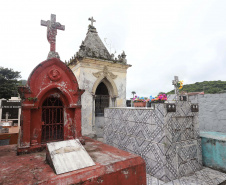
(46, 139, 95, 174)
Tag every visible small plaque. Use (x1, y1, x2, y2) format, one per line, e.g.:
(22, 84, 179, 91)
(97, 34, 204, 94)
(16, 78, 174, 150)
(46, 139, 95, 175)
(191, 104, 199, 112)
(166, 103, 176, 112)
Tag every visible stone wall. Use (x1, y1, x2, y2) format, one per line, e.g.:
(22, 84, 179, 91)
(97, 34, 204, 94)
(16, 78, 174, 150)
(189, 93, 226, 133)
(104, 101, 202, 182)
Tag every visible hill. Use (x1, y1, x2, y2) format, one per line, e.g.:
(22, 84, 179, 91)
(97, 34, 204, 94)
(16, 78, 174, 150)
(167, 80, 226, 94)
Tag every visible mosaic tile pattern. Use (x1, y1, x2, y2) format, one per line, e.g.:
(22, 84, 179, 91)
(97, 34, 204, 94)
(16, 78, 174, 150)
(104, 99, 202, 182)
(146, 167, 226, 185)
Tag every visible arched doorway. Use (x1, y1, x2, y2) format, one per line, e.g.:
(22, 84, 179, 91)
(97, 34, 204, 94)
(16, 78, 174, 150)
(95, 82, 109, 117)
(41, 96, 64, 143)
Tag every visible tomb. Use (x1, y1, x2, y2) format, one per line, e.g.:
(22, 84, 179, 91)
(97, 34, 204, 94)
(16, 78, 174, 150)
(104, 76, 203, 182)
(1, 137, 146, 184)
(68, 17, 131, 138)
(17, 14, 84, 154)
(0, 97, 21, 128)
(0, 97, 21, 145)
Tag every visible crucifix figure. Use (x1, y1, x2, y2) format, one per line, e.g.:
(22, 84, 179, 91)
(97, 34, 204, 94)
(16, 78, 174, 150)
(41, 14, 65, 59)
(88, 17, 96, 26)
(172, 76, 179, 96)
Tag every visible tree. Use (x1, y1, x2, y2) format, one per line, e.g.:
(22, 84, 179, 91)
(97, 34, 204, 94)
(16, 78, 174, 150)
(0, 67, 21, 99)
(131, 91, 136, 98)
(158, 92, 166, 95)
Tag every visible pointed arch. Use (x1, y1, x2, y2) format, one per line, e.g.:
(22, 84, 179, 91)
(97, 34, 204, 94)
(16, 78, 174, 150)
(92, 75, 118, 97)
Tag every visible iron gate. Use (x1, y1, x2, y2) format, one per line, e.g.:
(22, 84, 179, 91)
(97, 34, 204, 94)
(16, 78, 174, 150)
(95, 95, 109, 116)
(41, 97, 64, 143)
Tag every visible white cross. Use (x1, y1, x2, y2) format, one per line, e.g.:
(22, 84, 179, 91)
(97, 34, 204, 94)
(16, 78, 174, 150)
(172, 76, 179, 95)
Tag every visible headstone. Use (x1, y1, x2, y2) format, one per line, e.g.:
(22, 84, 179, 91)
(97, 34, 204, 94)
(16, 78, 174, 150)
(46, 139, 95, 175)
(0, 99, 21, 126)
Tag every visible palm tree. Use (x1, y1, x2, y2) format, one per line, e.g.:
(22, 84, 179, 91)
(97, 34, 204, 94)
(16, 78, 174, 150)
(131, 91, 136, 98)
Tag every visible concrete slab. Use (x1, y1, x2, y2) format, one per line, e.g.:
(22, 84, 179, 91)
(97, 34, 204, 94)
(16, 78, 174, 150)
(46, 139, 95, 174)
(0, 137, 146, 185)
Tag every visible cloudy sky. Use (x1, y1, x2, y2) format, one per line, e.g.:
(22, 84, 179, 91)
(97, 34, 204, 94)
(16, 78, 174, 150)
(0, 0, 226, 99)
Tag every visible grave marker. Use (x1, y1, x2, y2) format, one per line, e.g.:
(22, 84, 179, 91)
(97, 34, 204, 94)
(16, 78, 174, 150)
(46, 139, 95, 175)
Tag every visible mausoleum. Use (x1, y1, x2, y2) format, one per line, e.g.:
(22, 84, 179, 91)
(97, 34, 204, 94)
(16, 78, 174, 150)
(17, 15, 84, 154)
(68, 17, 131, 137)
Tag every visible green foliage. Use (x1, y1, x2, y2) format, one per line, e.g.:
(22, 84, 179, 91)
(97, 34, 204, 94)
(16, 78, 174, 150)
(167, 80, 226, 94)
(0, 67, 21, 99)
(158, 92, 166, 96)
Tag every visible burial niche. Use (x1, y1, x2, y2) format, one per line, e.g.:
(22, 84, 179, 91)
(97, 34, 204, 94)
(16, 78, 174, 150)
(95, 82, 109, 117)
(41, 96, 64, 143)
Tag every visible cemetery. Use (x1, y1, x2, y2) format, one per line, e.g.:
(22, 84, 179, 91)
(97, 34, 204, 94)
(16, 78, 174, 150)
(1, 14, 226, 185)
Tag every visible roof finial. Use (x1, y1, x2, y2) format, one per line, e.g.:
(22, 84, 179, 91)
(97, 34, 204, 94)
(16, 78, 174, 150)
(88, 16, 96, 26)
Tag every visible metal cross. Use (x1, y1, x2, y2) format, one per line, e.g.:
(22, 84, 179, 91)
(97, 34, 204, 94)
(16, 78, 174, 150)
(41, 14, 65, 52)
(88, 16, 96, 26)
(172, 76, 179, 96)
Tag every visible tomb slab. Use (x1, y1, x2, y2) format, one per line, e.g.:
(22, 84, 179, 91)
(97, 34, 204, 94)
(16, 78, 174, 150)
(0, 137, 146, 185)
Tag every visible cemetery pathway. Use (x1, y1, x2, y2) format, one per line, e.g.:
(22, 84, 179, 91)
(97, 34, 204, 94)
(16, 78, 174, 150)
(147, 167, 226, 185)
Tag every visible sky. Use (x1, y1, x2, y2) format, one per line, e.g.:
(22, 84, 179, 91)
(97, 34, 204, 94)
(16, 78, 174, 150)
(0, 0, 226, 99)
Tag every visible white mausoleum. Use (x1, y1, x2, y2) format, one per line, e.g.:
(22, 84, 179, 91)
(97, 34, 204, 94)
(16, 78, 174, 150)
(68, 18, 131, 137)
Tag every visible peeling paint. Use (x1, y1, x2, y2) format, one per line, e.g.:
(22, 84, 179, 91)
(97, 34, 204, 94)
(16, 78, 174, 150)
(70, 58, 129, 136)
(121, 169, 129, 179)
(17, 58, 84, 154)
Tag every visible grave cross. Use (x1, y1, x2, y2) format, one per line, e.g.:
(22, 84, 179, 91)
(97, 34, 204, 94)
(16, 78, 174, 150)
(5, 112, 10, 122)
(41, 14, 65, 53)
(172, 76, 179, 96)
(88, 17, 96, 26)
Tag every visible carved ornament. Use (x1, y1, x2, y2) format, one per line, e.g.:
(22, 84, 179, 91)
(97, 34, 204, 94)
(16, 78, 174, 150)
(93, 66, 117, 79)
(48, 69, 61, 81)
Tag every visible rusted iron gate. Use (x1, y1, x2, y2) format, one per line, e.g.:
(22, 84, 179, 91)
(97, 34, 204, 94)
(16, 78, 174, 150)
(41, 97, 64, 143)
(95, 95, 109, 117)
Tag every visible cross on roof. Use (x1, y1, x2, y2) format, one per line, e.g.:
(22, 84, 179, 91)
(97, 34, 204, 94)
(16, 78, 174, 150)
(88, 16, 96, 26)
(172, 76, 179, 95)
(41, 14, 65, 53)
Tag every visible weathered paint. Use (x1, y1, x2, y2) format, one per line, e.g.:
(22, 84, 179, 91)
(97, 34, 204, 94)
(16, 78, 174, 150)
(0, 137, 146, 185)
(69, 58, 130, 137)
(17, 58, 85, 154)
(201, 131, 226, 172)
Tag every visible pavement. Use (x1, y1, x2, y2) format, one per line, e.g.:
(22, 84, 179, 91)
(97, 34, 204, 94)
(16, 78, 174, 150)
(147, 167, 226, 185)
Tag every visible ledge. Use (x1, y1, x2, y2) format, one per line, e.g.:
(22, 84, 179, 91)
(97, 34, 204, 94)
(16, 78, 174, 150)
(200, 131, 226, 141)
(105, 107, 154, 110)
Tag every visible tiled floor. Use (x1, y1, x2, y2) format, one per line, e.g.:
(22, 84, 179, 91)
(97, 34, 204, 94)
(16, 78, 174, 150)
(147, 167, 226, 185)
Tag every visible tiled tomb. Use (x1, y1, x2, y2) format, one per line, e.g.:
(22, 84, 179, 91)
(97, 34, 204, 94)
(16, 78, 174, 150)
(104, 100, 202, 182)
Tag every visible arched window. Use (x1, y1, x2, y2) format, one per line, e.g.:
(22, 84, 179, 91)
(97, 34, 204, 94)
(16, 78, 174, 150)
(95, 82, 109, 116)
(41, 96, 64, 143)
